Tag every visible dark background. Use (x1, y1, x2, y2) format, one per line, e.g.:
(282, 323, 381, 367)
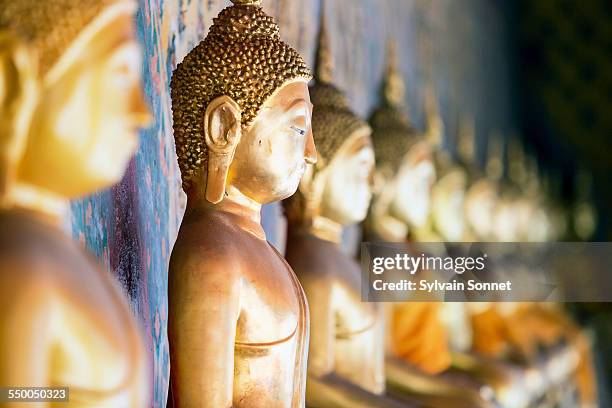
(511, 0, 611, 240)
(509, 0, 611, 401)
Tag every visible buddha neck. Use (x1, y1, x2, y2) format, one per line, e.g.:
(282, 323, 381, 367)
(371, 212, 409, 243)
(307, 215, 343, 245)
(4, 183, 69, 226)
(186, 184, 266, 240)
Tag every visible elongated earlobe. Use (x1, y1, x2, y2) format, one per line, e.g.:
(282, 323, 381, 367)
(0, 33, 39, 204)
(203, 96, 242, 204)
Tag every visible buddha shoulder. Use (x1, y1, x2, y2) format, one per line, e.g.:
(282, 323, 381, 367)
(0, 212, 140, 356)
(172, 208, 261, 260)
(286, 231, 359, 285)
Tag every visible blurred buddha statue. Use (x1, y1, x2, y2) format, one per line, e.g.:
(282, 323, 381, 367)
(507, 138, 550, 243)
(452, 124, 551, 407)
(283, 16, 406, 407)
(572, 169, 597, 241)
(506, 145, 596, 407)
(469, 137, 595, 406)
(365, 44, 490, 408)
(459, 117, 499, 242)
(487, 132, 527, 243)
(167, 1, 316, 407)
(423, 90, 469, 244)
(0, 0, 150, 406)
(366, 56, 436, 244)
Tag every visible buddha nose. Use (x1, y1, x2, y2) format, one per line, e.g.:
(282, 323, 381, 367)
(303, 127, 317, 165)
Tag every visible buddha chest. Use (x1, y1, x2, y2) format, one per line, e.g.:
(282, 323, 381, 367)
(0, 211, 147, 406)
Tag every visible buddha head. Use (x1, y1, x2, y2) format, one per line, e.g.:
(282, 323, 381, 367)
(0, 0, 149, 201)
(493, 194, 522, 242)
(465, 179, 498, 240)
(368, 44, 435, 240)
(430, 154, 467, 242)
(459, 118, 499, 240)
(572, 169, 597, 240)
(505, 137, 552, 242)
(522, 156, 550, 242)
(171, 0, 316, 206)
(482, 132, 519, 242)
(424, 90, 467, 242)
(283, 11, 373, 229)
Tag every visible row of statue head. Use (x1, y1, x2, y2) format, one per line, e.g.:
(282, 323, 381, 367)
(166, 0, 578, 250)
(0, 0, 149, 214)
(0, 0, 575, 245)
(461, 126, 597, 242)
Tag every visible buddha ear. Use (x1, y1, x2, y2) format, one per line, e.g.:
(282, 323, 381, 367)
(0, 33, 39, 201)
(203, 95, 242, 204)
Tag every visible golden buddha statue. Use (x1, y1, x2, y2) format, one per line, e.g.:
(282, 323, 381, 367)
(366, 45, 491, 408)
(486, 132, 524, 243)
(450, 125, 550, 408)
(496, 141, 596, 406)
(0, 0, 150, 406)
(366, 52, 436, 245)
(167, 1, 316, 407)
(464, 136, 596, 406)
(283, 17, 407, 408)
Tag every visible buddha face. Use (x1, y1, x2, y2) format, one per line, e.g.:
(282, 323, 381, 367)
(17, 10, 149, 198)
(465, 180, 498, 240)
(320, 127, 375, 225)
(493, 196, 521, 242)
(391, 143, 436, 228)
(229, 81, 317, 204)
(432, 170, 467, 241)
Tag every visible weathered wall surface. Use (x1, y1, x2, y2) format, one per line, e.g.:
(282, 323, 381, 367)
(69, 0, 514, 406)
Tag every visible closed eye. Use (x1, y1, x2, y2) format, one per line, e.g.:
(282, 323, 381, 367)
(290, 125, 306, 136)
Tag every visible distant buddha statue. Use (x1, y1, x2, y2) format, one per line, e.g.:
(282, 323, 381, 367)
(490, 140, 595, 407)
(0, 0, 150, 405)
(283, 15, 407, 408)
(572, 169, 597, 241)
(167, 1, 316, 407)
(458, 116, 499, 242)
(422, 89, 468, 243)
(366, 51, 436, 245)
(366, 44, 490, 408)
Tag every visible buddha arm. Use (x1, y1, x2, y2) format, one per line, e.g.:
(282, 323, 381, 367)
(307, 373, 405, 408)
(302, 280, 399, 408)
(168, 252, 241, 408)
(0, 274, 52, 408)
(302, 278, 334, 377)
(385, 356, 491, 408)
(304, 283, 372, 408)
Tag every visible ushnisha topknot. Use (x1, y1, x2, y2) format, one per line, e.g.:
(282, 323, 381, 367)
(309, 6, 369, 169)
(171, 0, 312, 190)
(369, 42, 420, 172)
